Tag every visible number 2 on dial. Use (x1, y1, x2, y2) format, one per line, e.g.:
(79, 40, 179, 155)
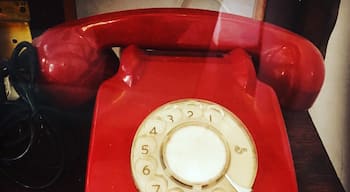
(187, 111, 194, 118)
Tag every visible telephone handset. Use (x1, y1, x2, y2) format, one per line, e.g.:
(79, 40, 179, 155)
(32, 8, 324, 192)
(33, 8, 324, 111)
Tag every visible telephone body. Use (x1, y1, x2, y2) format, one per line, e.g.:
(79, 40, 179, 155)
(33, 8, 324, 192)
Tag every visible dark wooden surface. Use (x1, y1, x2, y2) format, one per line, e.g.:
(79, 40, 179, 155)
(283, 111, 345, 192)
(0, 111, 345, 191)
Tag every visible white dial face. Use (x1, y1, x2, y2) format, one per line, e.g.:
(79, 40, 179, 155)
(163, 124, 229, 185)
(131, 99, 257, 192)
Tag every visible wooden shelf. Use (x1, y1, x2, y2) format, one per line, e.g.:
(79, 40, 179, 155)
(0, 111, 345, 191)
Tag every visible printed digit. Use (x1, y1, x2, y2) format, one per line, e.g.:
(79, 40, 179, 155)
(187, 111, 194, 118)
(167, 115, 174, 123)
(234, 145, 248, 154)
(152, 184, 160, 192)
(149, 127, 158, 135)
(143, 165, 151, 175)
(141, 145, 149, 155)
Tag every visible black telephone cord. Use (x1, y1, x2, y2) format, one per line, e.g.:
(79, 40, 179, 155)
(0, 41, 65, 189)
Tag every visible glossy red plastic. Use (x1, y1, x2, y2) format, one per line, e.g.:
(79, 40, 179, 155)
(86, 45, 298, 191)
(31, 8, 325, 191)
(33, 8, 324, 110)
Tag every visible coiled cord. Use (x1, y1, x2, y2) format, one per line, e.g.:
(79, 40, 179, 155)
(0, 41, 65, 189)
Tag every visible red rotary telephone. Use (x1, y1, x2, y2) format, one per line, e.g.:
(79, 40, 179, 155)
(33, 8, 324, 192)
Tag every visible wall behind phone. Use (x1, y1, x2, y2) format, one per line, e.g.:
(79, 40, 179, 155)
(309, 0, 350, 191)
(75, 0, 258, 18)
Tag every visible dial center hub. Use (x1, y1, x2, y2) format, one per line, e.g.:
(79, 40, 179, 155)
(163, 125, 229, 185)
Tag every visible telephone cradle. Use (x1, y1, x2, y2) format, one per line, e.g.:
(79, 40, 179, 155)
(33, 8, 324, 192)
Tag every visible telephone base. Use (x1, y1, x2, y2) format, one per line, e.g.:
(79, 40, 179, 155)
(85, 46, 298, 191)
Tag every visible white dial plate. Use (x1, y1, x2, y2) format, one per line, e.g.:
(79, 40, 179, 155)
(131, 99, 257, 192)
